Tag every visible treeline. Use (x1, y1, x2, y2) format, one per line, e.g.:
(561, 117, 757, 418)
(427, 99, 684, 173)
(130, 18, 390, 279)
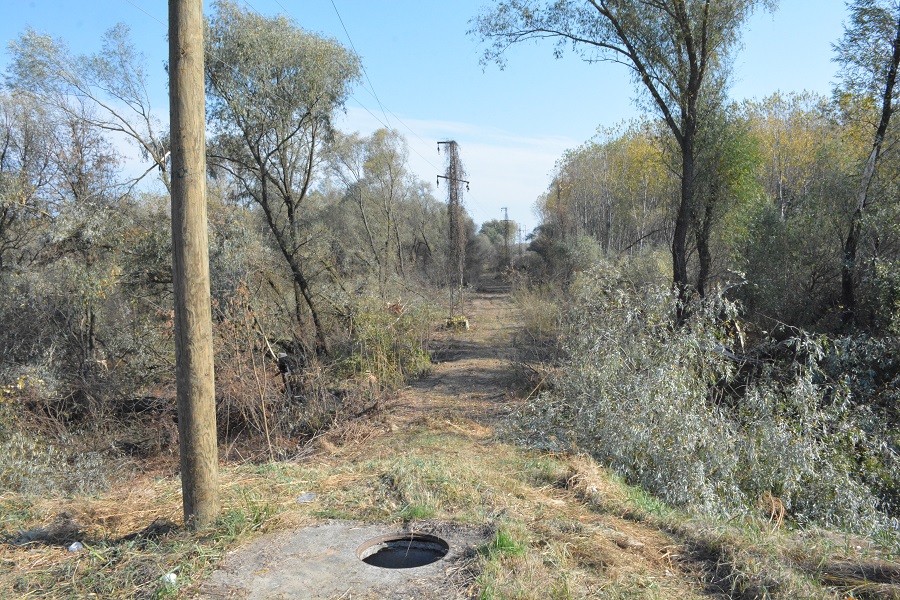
(530, 91, 900, 333)
(515, 91, 900, 528)
(484, 0, 900, 533)
(0, 0, 487, 490)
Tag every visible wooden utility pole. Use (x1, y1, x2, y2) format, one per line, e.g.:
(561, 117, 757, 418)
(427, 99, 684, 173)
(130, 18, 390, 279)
(169, 0, 219, 528)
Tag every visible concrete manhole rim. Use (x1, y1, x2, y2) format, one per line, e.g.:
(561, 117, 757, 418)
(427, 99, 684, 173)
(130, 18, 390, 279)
(356, 532, 450, 569)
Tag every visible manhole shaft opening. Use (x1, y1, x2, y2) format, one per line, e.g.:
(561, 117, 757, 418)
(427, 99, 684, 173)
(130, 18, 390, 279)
(356, 533, 449, 569)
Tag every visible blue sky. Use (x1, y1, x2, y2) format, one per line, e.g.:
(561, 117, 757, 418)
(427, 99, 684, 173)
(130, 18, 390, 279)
(2, 1, 848, 233)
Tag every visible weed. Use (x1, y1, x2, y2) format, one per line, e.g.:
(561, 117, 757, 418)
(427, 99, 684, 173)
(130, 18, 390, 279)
(485, 526, 527, 557)
(217, 490, 276, 539)
(0, 423, 116, 497)
(0, 463, 306, 600)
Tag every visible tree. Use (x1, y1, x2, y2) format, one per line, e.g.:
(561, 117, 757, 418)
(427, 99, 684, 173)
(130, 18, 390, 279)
(480, 218, 520, 269)
(480, 218, 520, 247)
(743, 92, 836, 220)
(541, 121, 673, 257)
(205, 0, 360, 354)
(690, 104, 761, 297)
(46, 107, 123, 371)
(400, 180, 449, 282)
(472, 0, 773, 319)
(328, 129, 413, 295)
(733, 93, 852, 325)
(834, 0, 900, 326)
(8, 24, 171, 193)
(0, 93, 54, 276)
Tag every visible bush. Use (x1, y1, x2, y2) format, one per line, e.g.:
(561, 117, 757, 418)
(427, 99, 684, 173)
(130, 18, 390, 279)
(211, 279, 439, 458)
(334, 291, 437, 389)
(0, 388, 111, 496)
(509, 263, 895, 533)
(869, 258, 900, 335)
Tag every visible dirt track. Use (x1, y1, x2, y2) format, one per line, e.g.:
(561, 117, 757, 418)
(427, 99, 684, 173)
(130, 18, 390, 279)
(200, 281, 711, 599)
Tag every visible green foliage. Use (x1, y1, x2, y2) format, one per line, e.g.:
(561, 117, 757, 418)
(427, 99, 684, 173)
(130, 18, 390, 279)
(325, 129, 448, 290)
(217, 490, 276, 539)
(206, 0, 360, 136)
(527, 231, 605, 282)
(834, 0, 900, 104)
(206, 0, 363, 350)
(733, 199, 843, 326)
(510, 264, 897, 533)
(533, 120, 674, 272)
(480, 219, 519, 248)
(8, 24, 171, 189)
(336, 293, 438, 389)
(870, 259, 900, 333)
(0, 92, 54, 275)
(484, 526, 527, 558)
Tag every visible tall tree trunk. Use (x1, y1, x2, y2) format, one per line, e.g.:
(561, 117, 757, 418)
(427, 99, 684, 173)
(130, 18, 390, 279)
(695, 197, 714, 299)
(288, 259, 328, 356)
(673, 138, 695, 324)
(394, 220, 406, 278)
(842, 8, 900, 326)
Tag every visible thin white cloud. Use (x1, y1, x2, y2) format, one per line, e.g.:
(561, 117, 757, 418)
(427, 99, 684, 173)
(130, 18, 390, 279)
(336, 106, 578, 233)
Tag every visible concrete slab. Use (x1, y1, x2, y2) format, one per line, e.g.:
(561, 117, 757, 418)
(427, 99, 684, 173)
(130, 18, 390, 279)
(200, 521, 486, 599)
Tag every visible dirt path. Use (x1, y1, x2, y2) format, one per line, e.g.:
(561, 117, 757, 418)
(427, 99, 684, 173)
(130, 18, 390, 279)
(202, 281, 710, 599)
(394, 280, 522, 426)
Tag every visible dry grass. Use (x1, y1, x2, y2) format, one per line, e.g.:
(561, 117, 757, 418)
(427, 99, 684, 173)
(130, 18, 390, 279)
(5, 400, 897, 599)
(557, 454, 900, 600)
(4, 283, 900, 599)
(0, 460, 321, 599)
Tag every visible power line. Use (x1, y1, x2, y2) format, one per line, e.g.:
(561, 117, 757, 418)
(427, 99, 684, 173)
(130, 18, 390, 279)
(119, 0, 442, 175)
(122, 0, 166, 27)
(348, 98, 442, 174)
(326, 0, 392, 130)
(241, 0, 264, 17)
(301, 3, 442, 172)
(350, 96, 390, 130)
(272, 0, 292, 16)
(314, 0, 442, 173)
(387, 114, 442, 173)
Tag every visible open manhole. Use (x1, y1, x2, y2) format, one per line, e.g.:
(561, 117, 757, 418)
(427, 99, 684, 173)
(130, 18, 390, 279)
(356, 533, 449, 569)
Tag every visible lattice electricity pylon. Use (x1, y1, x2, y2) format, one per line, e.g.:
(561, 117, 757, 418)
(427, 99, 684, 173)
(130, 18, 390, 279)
(437, 140, 468, 318)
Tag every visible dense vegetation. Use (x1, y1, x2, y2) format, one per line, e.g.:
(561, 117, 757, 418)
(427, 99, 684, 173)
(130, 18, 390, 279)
(0, 1, 508, 495)
(495, 0, 900, 536)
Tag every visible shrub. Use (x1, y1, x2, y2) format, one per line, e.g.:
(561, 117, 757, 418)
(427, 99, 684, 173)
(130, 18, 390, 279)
(509, 263, 894, 533)
(0, 385, 111, 496)
(212, 279, 439, 457)
(335, 292, 437, 389)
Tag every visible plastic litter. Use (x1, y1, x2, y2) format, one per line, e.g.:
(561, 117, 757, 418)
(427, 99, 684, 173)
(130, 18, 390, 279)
(295, 493, 317, 503)
(161, 573, 177, 586)
(67, 541, 84, 553)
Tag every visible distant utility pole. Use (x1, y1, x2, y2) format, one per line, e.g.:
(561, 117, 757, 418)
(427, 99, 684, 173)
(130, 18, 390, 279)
(501, 207, 511, 270)
(169, 0, 219, 528)
(437, 140, 468, 317)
